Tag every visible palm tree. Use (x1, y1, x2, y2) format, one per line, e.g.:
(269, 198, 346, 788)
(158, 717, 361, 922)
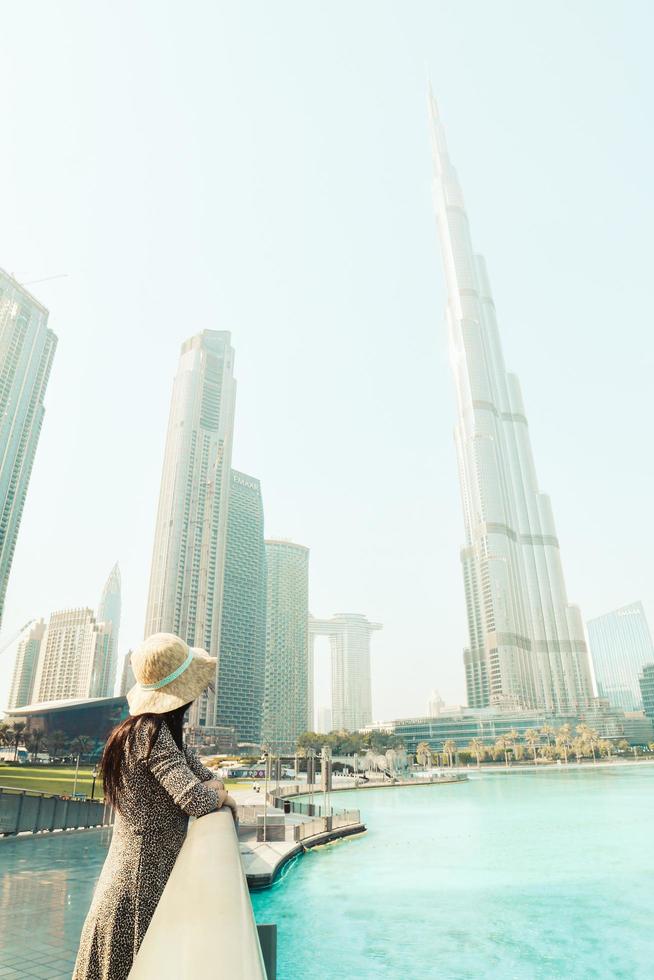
(415, 741, 432, 769)
(540, 724, 555, 749)
(442, 740, 457, 768)
(467, 738, 485, 768)
(576, 723, 600, 764)
(70, 734, 93, 761)
(523, 729, 540, 764)
(572, 737, 585, 763)
(495, 735, 510, 768)
(0, 723, 10, 751)
(506, 729, 520, 762)
(49, 730, 67, 763)
(556, 724, 572, 764)
(5, 722, 26, 761)
(26, 730, 47, 762)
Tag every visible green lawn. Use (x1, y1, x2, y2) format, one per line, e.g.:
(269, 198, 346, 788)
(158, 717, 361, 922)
(0, 765, 102, 798)
(0, 765, 249, 800)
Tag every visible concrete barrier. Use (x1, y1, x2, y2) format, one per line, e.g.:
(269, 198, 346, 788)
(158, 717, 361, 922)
(129, 809, 268, 979)
(0, 786, 111, 836)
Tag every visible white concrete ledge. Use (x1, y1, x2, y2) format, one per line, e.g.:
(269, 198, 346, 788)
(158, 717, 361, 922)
(129, 810, 267, 979)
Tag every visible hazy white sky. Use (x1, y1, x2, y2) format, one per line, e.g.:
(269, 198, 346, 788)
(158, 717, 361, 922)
(1, 0, 653, 719)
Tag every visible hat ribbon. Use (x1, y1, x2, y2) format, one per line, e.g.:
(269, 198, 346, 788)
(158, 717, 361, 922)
(140, 650, 194, 691)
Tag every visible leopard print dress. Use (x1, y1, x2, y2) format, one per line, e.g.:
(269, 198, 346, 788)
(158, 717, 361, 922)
(72, 722, 220, 980)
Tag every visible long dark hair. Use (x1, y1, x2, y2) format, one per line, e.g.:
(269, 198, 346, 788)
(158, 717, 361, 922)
(102, 703, 191, 810)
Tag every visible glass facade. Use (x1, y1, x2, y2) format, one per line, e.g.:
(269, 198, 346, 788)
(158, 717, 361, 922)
(429, 97, 593, 714)
(8, 619, 47, 709)
(216, 470, 267, 743)
(95, 563, 121, 698)
(0, 269, 57, 632)
(638, 664, 654, 722)
(144, 331, 236, 728)
(262, 540, 310, 753)
(587, 602, 654, 712)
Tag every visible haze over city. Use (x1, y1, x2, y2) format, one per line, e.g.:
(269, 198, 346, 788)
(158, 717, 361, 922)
(1, 0, 652, 720)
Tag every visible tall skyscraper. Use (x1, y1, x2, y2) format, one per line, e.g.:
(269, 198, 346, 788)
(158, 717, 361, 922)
(216, 470, 267, 743)
(119, 649, 135, 696)
(7, 619, 46, 708)
(638, 663, 654, 722)
(587, 602, 654, 712)
(429, 94, 593, 713)
(262, 540, 310, 753)
(309, 613, 381, 732)
(144, 331, 236, 727)
(95, 563, 121, 697)
(0, 269, 57, 632)
(32, 607, 112, 703)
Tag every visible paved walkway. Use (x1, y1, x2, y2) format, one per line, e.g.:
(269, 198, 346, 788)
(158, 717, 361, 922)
(0, 828, 110, 978)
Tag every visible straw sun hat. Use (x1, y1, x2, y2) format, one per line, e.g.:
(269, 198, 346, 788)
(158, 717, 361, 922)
(127, 633, 217, 716)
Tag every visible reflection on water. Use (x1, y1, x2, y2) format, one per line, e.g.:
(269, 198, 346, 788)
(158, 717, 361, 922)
(0, 828, 110, 977)
(252, 767, 654, 979)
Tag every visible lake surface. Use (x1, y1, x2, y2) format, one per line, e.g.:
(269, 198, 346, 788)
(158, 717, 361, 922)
(251, 766, 654, 979)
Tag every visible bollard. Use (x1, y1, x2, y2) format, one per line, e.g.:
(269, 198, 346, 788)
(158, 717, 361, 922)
(257, 924, 277, 980)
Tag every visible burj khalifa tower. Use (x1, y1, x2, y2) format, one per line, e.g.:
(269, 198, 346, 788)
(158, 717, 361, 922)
(429, 92, 593, 713)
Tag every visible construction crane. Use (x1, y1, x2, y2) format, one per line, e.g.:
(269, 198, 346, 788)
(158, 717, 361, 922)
(0, 620, 36, 656)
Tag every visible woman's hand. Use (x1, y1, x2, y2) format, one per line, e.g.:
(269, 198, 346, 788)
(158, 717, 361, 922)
(222, 794, 239, 825)
(204, 778, 225, 793)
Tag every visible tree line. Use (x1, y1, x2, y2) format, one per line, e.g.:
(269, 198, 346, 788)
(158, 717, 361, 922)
(415, 723, 650, 768)
(296, 730, 405, 756)
(0, 722, 98, 763)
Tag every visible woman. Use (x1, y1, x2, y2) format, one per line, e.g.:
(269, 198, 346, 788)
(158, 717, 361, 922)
(73, 633, 238, 980)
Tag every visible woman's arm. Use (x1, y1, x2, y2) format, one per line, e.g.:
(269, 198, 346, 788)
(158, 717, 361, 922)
(184, 745, 221, 783)
(146, 725, 220, 817)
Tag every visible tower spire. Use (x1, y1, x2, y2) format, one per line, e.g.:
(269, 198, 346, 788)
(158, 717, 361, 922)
(429, 95, 594, 715)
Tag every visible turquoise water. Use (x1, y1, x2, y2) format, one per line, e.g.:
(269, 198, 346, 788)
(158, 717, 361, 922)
(251, 767, 654, 979)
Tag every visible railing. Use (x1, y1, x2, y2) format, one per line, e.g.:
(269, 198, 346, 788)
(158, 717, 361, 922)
(128, 809, 270, 979)
(0, 786, 112, 836)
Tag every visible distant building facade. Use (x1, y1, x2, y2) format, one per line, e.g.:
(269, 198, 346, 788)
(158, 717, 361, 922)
(429, 95, 593, 713)
(587, 602, 654, 712)
(119, 650, 135, 696)
(0, 269, 57, 632)
(216, 470, 267, 743)
(262, 540, 310, 753)
(638, 664, 654, 722)
(33, 608, 112, 703)
(7, 619, 46, 709)
(309, 613, 381, 732)
(370, 701, 652, 753)
(95, 563, 121, 697)
(144, 331, 236, 729)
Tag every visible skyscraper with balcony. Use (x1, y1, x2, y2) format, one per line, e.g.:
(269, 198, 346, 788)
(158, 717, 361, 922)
(32, 607, 112, 702)
(8, 619, 46, 708)
(144, 331, 236, 727)
(587, 602, 654, 711)
(0, 269, 57, 632)
(429, 94, 593, 713)
(262, 540, 310, 752)
(309, 613, 381, 732)
(216, 470, 267, 743)
(95, 563, 121, 697)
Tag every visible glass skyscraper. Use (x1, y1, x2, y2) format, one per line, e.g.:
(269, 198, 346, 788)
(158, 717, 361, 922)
(429, 94, 594, 714)
(309, 613, 381, 732)
(262, 540, 310, 753)
(216, 470, 267, 743)
(95, 563, 121, 698)
(587, 602, 654, 711)
(8, 619, 46, 709)
(0, 269, 57, 632)
(144, 331, 236, 728)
